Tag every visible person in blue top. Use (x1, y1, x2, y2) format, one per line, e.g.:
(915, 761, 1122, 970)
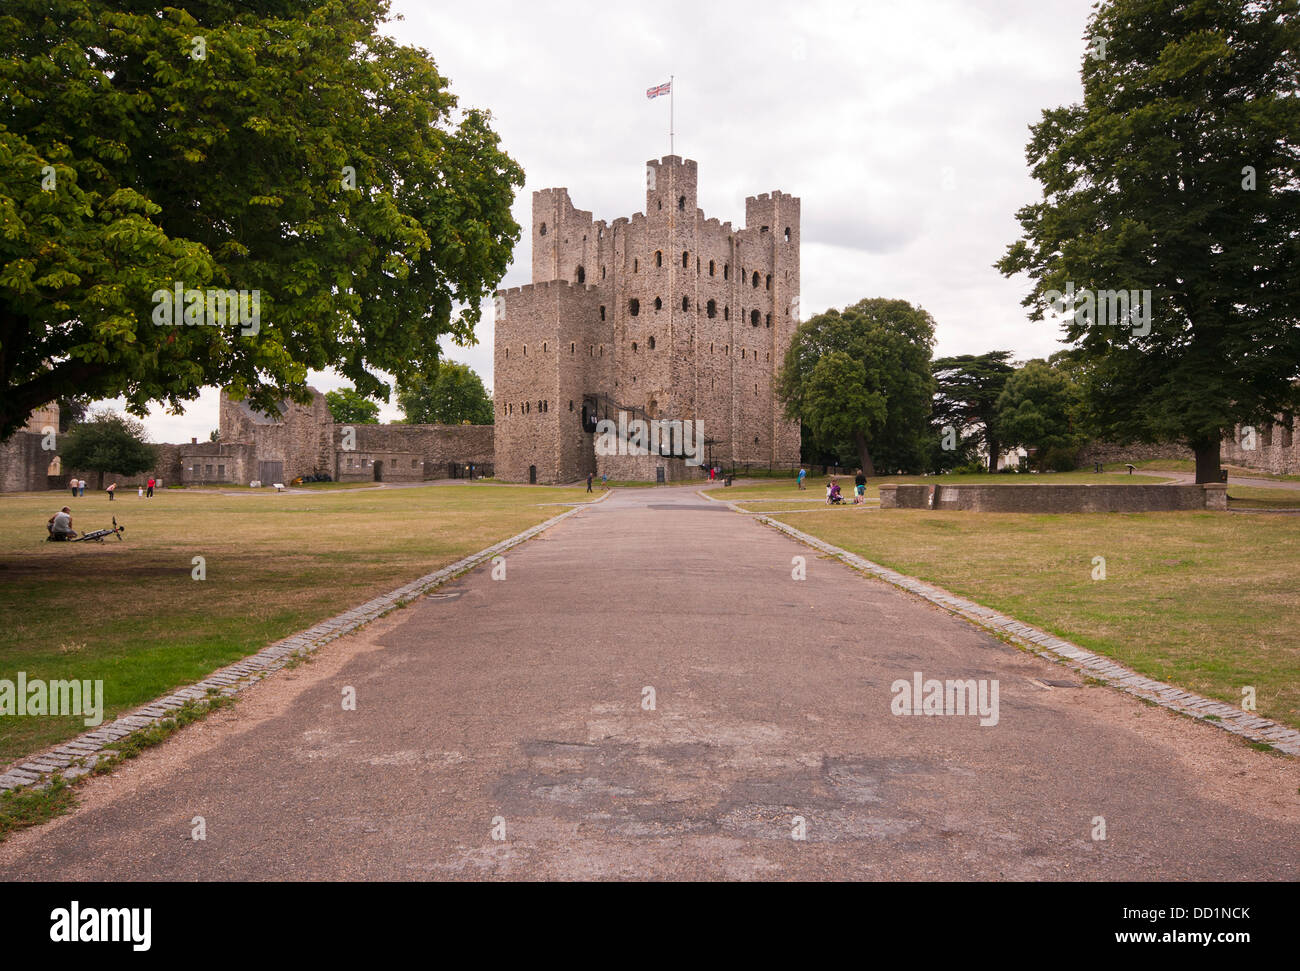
(797, 467, 806, 490)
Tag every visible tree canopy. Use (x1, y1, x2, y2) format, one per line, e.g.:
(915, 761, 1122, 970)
(59, 409, 157, 485)
(997, 0, 1300, 482)
(325, 387, 380, 425)
(995, 359, 1085, 471)
(778, 298, 936, 475)
(397, 362, 493, 425)
(0, 0, 523, 440)
(930, 351, 1016, 472)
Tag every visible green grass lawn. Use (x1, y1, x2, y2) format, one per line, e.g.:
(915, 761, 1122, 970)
(0, 482, 587, 762)
(770, 507, 1300, 730)
(1227, 486, 1300, 509)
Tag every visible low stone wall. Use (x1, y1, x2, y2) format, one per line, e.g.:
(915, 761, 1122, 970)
(595, 451, 707, 483)
(880, 483, 1227, 512)
(1076, 441, 1191, 466)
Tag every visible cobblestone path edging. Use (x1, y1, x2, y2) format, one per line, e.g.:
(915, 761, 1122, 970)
(699, 490, 1300, 757)
(0, 496, 607, 792)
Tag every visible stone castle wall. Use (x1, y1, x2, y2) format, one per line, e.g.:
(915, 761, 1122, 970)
(1223, 416, 1298, 476)
(495, 155, 802, 483)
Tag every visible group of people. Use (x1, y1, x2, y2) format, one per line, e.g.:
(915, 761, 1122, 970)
(65, 477, 157, 502)
(825, 469, 868, 505)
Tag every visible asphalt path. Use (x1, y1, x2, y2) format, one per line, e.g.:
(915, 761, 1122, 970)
(2, 486, 1296, 880)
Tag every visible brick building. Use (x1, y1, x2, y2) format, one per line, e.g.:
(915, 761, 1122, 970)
(493, 156, 803, 483)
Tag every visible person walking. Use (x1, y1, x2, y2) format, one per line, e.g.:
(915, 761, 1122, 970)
(146, 476, 155, 498)
(797, 467, 806, 490)
(586, 471, 593, 493)
(70, 479, 78, 498)
(78, 479, 86, 497)
(854, 468, 866, 503)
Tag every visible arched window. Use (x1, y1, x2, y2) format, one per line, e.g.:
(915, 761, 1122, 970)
(751, 310, 760, 326)
(765, 274, 771, 290)
(634, 258, 639, 272)
(682, 251, 689, 268)
(523, 344, 528, 356)
(571, 342, 575, 354)
(681, 296, 689, 311)
(576, 266, 585, 284)
(648, 336, 656, 350)
(632, 341, 638, 352)
(505, 347, 509, 359)
(655, 250, 663, 267)
(543, 342, 547, 352)
(724, 306, 729, 321)
(765, 314, 771, 327)
(678, 195, 686, 211)
(706, 299, 716, 318)
(709, 260, 715, 276)
(724, 264, 729, 280)
(654, 297, 662, 311)
(784, 227, 791, 242)
(751, 271, 760, 288)
(629, 298, 640, 316)
(540, 223, 547, 236)
(601, 266, 606, 279)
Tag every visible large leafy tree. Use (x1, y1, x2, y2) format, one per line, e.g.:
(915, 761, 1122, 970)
(778, 298, 936, 476)
(0, 0, 523, 441)
(931, 351, 1016, 472)
(397, 361, 493, 425)
(995, 359, 1085, 471)
(59, 409, 157, 488)
(325, 387, 380, 424)
(998, 0, 1300, 483)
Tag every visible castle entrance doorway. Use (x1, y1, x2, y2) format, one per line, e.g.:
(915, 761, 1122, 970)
(529, 465, 537, 484)
(374, 460, 384, 482)
(258, 461, 283, 485)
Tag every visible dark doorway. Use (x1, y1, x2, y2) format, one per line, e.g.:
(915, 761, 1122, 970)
(258, 460, 283, 484)
(373, 460, 383, 482)
(528, 464, 537, 484)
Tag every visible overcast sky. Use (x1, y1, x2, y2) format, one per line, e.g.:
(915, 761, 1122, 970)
(113, 0, 1098, 442)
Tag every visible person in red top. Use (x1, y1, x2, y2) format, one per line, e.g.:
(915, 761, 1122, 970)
(146, 477, 155, 498)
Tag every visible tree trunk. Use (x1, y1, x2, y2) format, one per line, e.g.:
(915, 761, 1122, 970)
(1193, 436, 1221, 484)
(853, 431, 876, 477)
(985, 435, 1000, 473)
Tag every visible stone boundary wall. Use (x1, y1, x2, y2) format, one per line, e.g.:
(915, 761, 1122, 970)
(880, 483, 1227, 512)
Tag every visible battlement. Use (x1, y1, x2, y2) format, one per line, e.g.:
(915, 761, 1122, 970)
(498, 279, 592, 299)
(493, 153, 802, 484)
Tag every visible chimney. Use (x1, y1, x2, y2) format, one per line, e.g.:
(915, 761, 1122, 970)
(191, 437, 197, 444)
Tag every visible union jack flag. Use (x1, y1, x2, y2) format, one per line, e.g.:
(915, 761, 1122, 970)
(646, 81, 671, 99)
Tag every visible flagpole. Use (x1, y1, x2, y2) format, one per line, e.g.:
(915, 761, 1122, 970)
(670, 74, 674, 156)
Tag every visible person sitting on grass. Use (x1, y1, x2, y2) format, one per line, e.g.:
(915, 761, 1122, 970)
(47, 506, 76, 540)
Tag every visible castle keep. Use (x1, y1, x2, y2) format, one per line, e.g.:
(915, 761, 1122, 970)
(493, 156, 803, 483)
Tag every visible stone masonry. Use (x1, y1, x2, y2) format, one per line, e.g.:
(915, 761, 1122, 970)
(494, 156, 802, 484)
